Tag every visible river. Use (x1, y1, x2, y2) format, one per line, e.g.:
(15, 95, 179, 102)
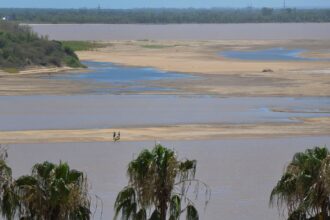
(29, 23, 330, 40)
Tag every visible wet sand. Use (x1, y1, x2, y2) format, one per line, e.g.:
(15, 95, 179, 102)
(7, 137, 330, 220)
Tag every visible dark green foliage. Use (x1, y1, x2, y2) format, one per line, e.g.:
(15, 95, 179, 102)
(0, 146, 18, 220)
(15, 161, 91, 220)
(270, 146, 330, 220)
(186, 205, 199, 220)
(0, 8, 330, 24)
(0, 146, 91, 220)
(149, 210, 161, 220)
(0, 21, 84, 70)
(115, 144, 210, 220)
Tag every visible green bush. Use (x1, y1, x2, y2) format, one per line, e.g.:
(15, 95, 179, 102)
(64, 56, 85, 68)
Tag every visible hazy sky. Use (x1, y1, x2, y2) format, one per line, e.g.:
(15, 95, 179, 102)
(1, 0, 330, 9)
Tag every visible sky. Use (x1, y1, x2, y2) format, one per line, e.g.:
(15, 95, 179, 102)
(1, 0, 330, 9)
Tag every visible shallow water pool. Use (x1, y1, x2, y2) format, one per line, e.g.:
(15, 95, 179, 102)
(220, 48, 326, 61)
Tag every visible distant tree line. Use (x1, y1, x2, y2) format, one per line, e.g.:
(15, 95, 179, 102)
(0, 8, 330, 24)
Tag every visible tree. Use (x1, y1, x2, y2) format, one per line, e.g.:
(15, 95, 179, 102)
(270, 146, 330, 220)
(114, 144, 210, 220)
(0, 145, 18, 220)
(0, 144, 92, 220)
(15, 161, 91, 220)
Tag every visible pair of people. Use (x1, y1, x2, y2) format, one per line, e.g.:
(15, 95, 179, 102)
(113, 132, 120, 141)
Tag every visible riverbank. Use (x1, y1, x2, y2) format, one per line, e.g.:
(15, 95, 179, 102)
(0, 66, 82, 75)
(0, 117, 329, 144)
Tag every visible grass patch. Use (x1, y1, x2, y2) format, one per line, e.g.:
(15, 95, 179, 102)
(140, 44, 175, 49)
(61, 41, 103, 51)
(2, 67, 19, 73)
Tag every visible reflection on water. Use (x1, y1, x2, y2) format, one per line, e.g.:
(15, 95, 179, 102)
(220, 48, 327, 61)
(59, 61, 191, 83)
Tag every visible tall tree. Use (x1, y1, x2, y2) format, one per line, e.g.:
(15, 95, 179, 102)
(270, 147, 330, 220)
(0, 145, 17, 220)
(114, 144, 210, 220)
(15, 161, 91, 220)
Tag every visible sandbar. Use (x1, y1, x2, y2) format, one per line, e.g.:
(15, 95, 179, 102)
(0, 117, 329, 144)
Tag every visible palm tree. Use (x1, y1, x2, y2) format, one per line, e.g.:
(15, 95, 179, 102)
(0, 145, 18, 220)
(114, 144, 210, 220)
(270, 146, 330, 220)
(15, 161, 91, 220)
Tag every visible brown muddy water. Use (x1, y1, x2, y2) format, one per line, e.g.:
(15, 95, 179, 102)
(29, 23, 330, 40)
(0, 95, 329, 131)
(7, 136, 330, 220)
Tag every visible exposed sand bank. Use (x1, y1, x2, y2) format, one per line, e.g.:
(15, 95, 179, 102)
(76, 40, 330, 97)
(0, 40, 329, 96)
(1, 117, 329, 144)
(77, 40, 330, 74)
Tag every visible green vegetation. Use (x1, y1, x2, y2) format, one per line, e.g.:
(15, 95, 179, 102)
(0, 143, 210, 220)
(1, 8, 330, 24)
(0, 146, 90, 220)
(140, 44, 175, 49)
(114, 144, 210, 220)
(61, 41, 103, 51)
(270, 146, 330, 220)
(0, 21, 85, 71)
(1, 67, 18, 73)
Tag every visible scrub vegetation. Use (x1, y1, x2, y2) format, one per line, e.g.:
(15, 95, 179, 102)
(0, 21, 85, 72)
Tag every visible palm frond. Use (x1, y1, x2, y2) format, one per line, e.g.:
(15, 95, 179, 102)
(114, 186, 137, 220)
(186, 205, 199, 220)
(170, 195, 181, 220)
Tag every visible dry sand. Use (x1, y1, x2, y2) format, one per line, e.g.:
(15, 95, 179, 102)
(76, 40, 330, 74)
(76, 40, 330, 97)
(0, 117, 329, 144)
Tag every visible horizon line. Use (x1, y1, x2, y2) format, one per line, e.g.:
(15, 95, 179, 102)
(1, 6, 330, 10)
